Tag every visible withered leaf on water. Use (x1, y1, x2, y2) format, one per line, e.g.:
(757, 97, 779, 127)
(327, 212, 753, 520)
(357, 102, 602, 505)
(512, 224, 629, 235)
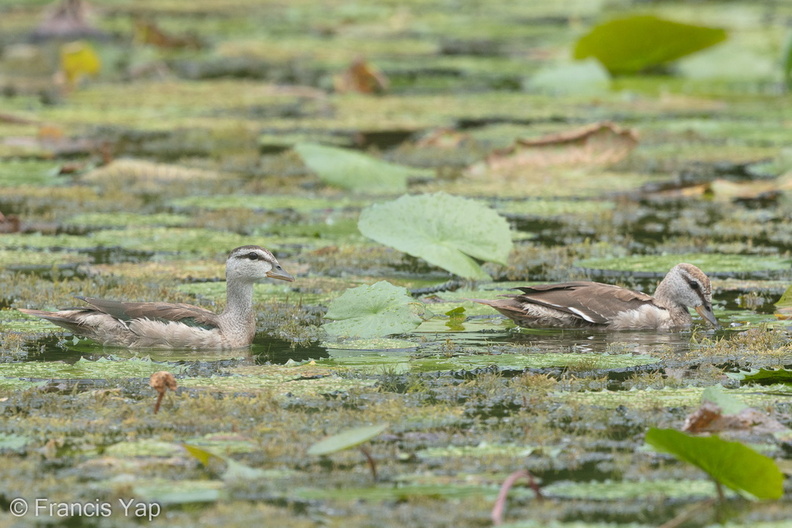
(334, 57, 389, 94)
(683, 401, 787, 436)
(134, 19, 204, 50)
(473, 121, 638, 174)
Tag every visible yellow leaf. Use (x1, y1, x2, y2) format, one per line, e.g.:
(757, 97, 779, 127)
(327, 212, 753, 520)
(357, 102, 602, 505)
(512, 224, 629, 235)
(60, 41, 101, 85)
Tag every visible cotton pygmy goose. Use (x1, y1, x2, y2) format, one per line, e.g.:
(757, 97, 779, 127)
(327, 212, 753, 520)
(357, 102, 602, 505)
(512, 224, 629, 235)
(19, 245, 294, 349)
(475, 263, 718, 330)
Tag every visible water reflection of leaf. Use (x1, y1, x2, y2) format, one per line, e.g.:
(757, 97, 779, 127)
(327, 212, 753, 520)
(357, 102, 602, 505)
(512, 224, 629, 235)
(445, 306, 466, 331)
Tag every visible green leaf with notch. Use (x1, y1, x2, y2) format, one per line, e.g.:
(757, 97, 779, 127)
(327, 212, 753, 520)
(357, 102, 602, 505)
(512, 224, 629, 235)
(358, 193, 512, 280)
(645, 428, 783, 500)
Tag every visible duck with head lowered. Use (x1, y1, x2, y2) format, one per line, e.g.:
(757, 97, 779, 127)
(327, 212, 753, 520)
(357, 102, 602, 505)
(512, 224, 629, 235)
(19, 245, 294, 349)
(475, 263, 718, 331)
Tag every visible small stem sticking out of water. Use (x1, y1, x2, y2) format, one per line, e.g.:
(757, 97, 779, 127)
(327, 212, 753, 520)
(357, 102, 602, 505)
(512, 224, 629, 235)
(150, 371, 177, 414)
(491, 469, 543, 526)
(359, 445, 378, 481)
(657, 498, 716, 528)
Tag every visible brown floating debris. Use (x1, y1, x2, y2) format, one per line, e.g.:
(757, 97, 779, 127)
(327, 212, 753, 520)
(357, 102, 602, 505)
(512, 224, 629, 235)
(477, 121, 638, 173)
(683, 401, 787, 435)
(134, 19, 204, 50)
(0, 212, 22, 234)
(150, 371, 178, 414)
(334, 57, 389, 94)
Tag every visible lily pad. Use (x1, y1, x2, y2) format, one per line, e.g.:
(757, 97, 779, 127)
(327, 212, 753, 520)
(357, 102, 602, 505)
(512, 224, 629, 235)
(178, 364, 377, 397)
(733, 368, 792, 386)
(525, 59, 610, 96)
(411, 352, 658, 373)
(0, 357, 183, 381)
(574, 15, 728, 75)
(296, 483, 501, 502)
(644, 427, 784, 500)
(323, 281, 422, 338)
(575, 254, 791, 279)
(0, 161, 63, 187)
(88, 227, 250, 254)
(307, 423, 389, 456)
(0, 432, 32, 452)
(0, 249, 90, 267)
(701, 384, 748, 415)
(496, 198, 615, 218)
(544, 478, 721, 500)
(132, 479, 226, 505)
(105, 439, 182, 458)
(170, 194, 365, 212)
(358, 193, 512, 280)
(295, 142, 431, 193)
(65, 212, 190, 228)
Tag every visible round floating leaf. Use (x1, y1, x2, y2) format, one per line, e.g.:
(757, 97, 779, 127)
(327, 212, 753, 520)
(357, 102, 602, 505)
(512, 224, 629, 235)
(308, 424, 388, 456)
(295, 142, 429, 193)
(65, 212, 190, 228)
(574, 15, 727, 74)
(645, 427, 783, 500)
(576, 254, 791, 279)
(358, 193, 513, 280)
(323, 281, 422, 338)
(0, 161, 62, 187)
(701, 385, 747, 415)
(525, 59, 610, 96)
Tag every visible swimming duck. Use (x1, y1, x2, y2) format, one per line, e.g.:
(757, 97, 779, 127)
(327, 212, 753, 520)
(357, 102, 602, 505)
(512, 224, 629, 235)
(475, 263, 718, 330)
(19, 245, 294, 349)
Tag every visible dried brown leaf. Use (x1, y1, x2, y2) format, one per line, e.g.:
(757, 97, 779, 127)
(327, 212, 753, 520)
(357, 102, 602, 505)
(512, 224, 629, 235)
(683, 401, 787, 435)
(334, 58, 389, 94)
(481, 121, 638, 173)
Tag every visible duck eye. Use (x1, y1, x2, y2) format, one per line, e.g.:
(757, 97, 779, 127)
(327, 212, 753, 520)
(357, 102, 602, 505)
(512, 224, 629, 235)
(246, 253, 259, 260)
(689, 281, 700, 290)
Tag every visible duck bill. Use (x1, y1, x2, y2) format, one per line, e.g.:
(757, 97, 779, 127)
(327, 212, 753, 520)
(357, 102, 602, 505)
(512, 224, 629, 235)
(267, 269, 295, 282)
(695, 304, 719, 328)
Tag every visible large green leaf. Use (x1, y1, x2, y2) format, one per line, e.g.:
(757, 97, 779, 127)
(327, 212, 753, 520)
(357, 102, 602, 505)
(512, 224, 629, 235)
(323, 281, 422, 338)
(776, 285, 792, 309)
(734, 368, 792, 386)
(644, 428, 783, 500)
(358, 193, 512, 280)
(307, 424, 388, 456)
(294, 142, 429, 193)
(574, 15, 727, 74)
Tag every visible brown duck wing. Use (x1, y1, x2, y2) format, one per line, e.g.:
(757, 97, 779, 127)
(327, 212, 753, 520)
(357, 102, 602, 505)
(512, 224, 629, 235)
(78, 297, 219, 330)
(513, 282, 659, 324)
